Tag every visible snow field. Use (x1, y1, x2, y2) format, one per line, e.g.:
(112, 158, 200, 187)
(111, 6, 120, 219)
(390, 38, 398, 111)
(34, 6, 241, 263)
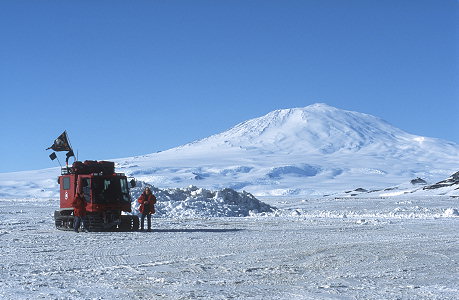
(0, 196, 458, 299)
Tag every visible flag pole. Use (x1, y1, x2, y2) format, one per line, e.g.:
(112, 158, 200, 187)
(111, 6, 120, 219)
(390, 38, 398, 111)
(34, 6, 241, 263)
(56, 156, 62, 169)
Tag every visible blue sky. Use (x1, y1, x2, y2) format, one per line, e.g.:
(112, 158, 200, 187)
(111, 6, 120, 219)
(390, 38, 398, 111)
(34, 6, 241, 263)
(0, 0, 457, 172)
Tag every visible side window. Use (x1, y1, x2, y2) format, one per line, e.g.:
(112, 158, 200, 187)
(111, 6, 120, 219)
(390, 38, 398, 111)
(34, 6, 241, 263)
(83, 179, 91, 202)
(120, 179, 130, 202)
(63, 177, 71, 190)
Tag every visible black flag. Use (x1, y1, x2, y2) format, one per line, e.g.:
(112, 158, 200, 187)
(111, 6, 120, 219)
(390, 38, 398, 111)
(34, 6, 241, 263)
(49, 152, 57, 161)
(46, 131, 72, 152)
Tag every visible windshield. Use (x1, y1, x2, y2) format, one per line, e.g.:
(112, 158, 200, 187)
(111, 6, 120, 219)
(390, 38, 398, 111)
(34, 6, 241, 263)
(92, 177, 131, 203)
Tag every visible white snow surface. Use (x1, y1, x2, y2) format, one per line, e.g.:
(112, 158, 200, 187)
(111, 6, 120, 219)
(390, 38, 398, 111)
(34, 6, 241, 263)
(1, 196, 458, 299)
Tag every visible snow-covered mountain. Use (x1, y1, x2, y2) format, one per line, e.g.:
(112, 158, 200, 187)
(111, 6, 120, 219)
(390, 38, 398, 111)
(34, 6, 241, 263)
(1, 103, 459, 198)
(116, 103, 459, 196)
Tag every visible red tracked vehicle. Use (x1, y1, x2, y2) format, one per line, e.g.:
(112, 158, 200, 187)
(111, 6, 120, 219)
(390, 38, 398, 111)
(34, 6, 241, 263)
(54, 160, 139, 231)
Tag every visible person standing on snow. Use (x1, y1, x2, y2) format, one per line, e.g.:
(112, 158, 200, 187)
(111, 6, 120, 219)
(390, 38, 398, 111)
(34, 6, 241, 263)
(137, 187, 157, 231)
(72, 191, 87, 233)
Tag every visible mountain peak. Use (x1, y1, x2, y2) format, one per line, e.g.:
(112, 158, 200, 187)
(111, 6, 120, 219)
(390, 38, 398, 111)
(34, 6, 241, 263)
(190, 103, 405, 155)
(305, 102, 335, 109)
(270, 103, 336, 115)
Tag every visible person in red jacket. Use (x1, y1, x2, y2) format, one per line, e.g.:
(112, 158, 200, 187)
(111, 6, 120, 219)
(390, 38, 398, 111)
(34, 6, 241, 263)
(72, 191, 87, 233)
(137, 187, 157, 231)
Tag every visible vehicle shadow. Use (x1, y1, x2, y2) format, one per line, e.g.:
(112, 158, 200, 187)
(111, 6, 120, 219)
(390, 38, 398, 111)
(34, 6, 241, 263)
(144, 228, 243, 233)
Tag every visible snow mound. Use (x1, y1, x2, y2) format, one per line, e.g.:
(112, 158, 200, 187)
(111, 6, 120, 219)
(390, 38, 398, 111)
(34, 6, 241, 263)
(130, 182, 276, 218)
